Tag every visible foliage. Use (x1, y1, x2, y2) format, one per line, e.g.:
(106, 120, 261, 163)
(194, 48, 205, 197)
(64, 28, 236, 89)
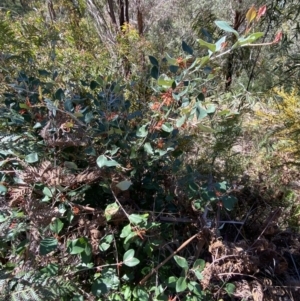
(1, 1, 300, 301)
(255, 88, 300, 160)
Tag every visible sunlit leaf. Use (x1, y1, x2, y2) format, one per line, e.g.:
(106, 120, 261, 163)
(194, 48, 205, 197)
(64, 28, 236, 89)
(25, 152, 38, 163)
(123, 249, 140, 267)
(215, 21, 239, 37)
(136, 124, 148, 137)
(105, 203, 119, 221)
(144, 142, 154, 155)
(246, 5, 257, 24)
(197, 39, 216, 53)
(176, 115, 186, 128)
(157, 74, 174, 88)
(97, 155, 119, 168)
(50, 218, 64, 234)
(165, 53, 178, 65)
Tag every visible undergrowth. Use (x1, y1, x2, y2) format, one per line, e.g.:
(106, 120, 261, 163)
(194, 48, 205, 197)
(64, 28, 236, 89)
(1, 3, 300, 301)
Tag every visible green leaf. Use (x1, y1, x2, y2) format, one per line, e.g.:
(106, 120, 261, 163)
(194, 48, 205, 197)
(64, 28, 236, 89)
(225, 283, 236, 296)
(206, 104, 216, 114)
(120, 224, 132, 238)
(157, 74, 174, 88)
(169, 65, 179, 73)
(197, 93, 205, 101)
(123, 249, 140, 267)
(221, 195, 238, 211)
(233, 32, 264, 48)
(167, 276, 178, 288)
(215, 36, 227, 52)
(197, 124, 214, 133)
(50, 218, 64, 234)
(151, 66, 159, 79)
(38, 69, 51, 76)
(174, 255, 188, 270)
(64, 161, 78, 170)
(165, 53, 178, 65)
(116, 180, 132, 191)
(197, 55, 210, 67)
(40, 238, 58, 255)
(149, 56, 159, 66)
(40, 263, 59, 276)
(144, 142, 154, 155)
(67, 237, 88, 254)
(193, 259, 205, 271)
(99, 234, 114, 252)
(25, 152, 38, 163)
(43, 186, 54, 197)
(136, 124, 148, 137)
(96, 155, 119, 168)
(92, 278, 109, 296)
(161, 123, 173, 133)
(0, 184, 7, 194)
(176, 115, 186, 128)
(215, 20, 239, 37)
(129, 213, 148, 225)
(176, 277, 187, 292)
(197, 39, 216, 53)
(191, 283, 203, 296)
(215, 181, 227, 191)
(19, 103, 30, 109)
(104, 203, 119, 221)
(90, 80, 100, 90)
(123, 286, 132, 299)
(55, 88, 65, 101)
(124, 231, 137, 244)
(133, 287, 149, 300)
(193, 102, 208, 120)
(182, 41, 193, 55)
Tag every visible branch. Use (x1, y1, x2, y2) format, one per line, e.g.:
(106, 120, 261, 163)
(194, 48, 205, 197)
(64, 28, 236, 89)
(139, 232, 199, 285)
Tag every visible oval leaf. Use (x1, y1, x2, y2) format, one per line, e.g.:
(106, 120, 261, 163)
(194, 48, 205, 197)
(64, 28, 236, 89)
(176, 277, 187, 292)
(246, 5, 257, 24)
(197, 39, 216, 53)
(158, 74, 174, 88)
(25, 153, 38, 163)
(174, 255, 188, 269)
(182, 41, 193, 55)
(215, 21, 239, 37)
(116, 180, 132, 191)
(50, 218, 64, 234)
(149, 56, 159, 67)
(123, 249, 140, 267)
(144, 142, 154, 155)
(151, 66, 159, 79)
(97, 155, 119, 168)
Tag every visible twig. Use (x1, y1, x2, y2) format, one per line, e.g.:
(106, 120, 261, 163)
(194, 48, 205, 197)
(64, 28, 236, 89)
(139, 232, 200, 285)
(69, 202, 95, 212)
(111, 186, 131, 221)
(217, 272, 258, 280)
